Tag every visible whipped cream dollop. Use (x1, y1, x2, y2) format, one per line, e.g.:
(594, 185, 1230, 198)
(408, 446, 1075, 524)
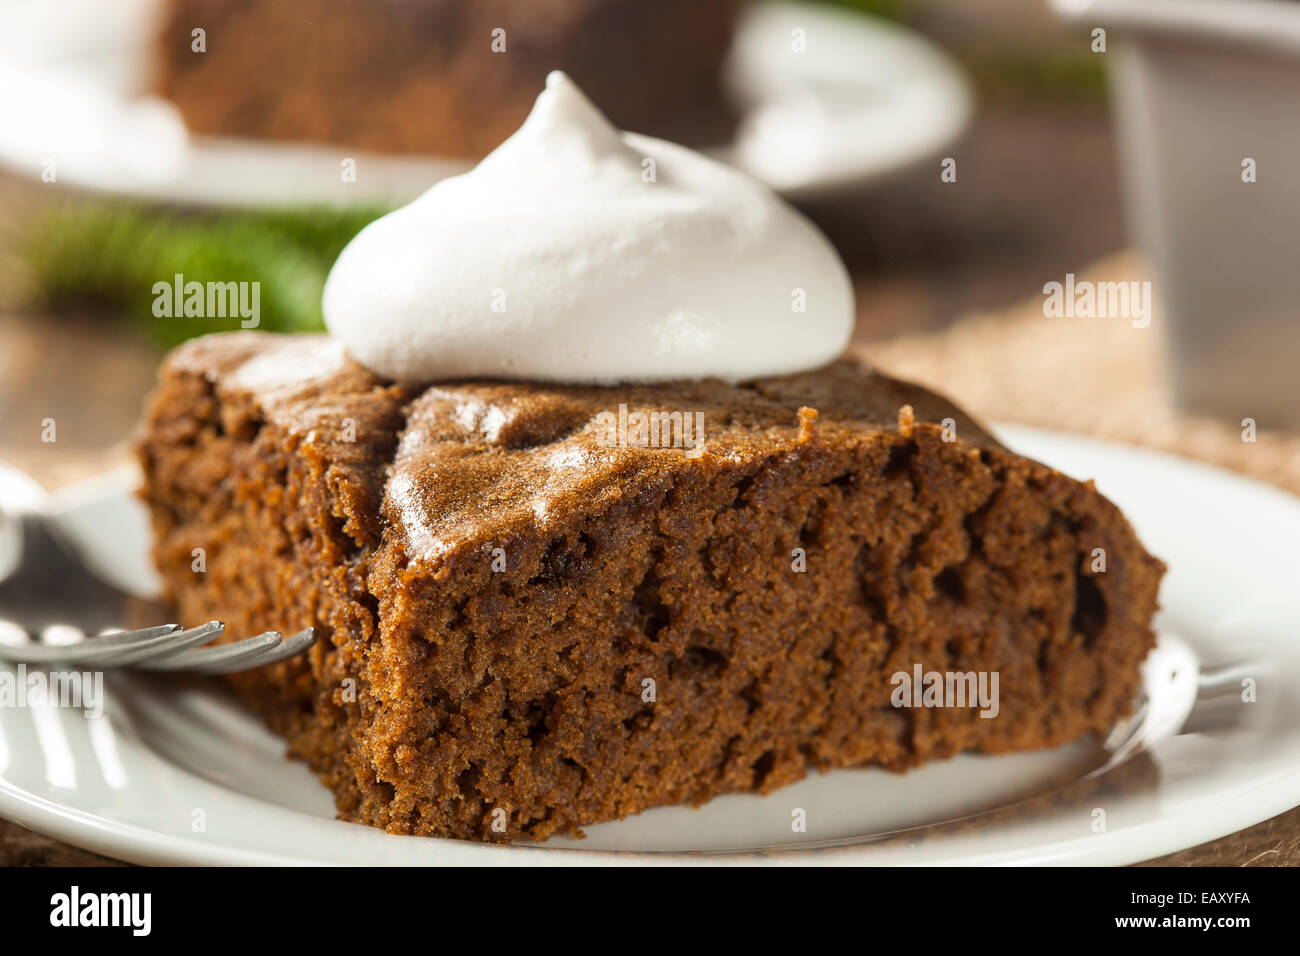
(323, 72, 853, 384)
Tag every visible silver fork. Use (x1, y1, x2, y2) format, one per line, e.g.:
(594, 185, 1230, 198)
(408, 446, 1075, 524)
(0, 472, 315, 675)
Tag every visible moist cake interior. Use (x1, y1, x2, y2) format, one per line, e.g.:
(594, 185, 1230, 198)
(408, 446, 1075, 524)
(137, 332, 1163, 841)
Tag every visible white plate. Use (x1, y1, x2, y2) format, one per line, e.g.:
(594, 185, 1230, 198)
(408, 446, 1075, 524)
(1, 425, 1298, 865)
(0, 0, 971, 206)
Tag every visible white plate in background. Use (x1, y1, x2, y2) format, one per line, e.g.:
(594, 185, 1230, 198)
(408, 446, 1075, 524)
(0, 0, 972, 206)
(0, 426, 1298, 865)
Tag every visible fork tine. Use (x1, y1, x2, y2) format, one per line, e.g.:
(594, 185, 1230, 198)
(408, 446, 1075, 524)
(0, 619, 316, 674)
(0, 624, 182, 665)
(235, 627, 316, 670)
(139, 631, 281, 674)
(108, 621, 226, 666)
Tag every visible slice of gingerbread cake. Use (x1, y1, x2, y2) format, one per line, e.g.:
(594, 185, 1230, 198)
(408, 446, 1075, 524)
(136, 331, 1163, 841)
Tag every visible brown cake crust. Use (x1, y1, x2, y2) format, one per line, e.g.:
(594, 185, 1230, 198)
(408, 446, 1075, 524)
(136, 331, 1164, 842)
(153, 0, 740, 157)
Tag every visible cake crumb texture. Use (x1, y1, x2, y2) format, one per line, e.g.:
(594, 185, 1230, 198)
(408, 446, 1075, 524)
(137, 332, 1163, 841)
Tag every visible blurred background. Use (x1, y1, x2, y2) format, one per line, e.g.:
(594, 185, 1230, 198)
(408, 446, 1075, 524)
(0, 0, 1297, 485)
(1, 0, 1299, 865)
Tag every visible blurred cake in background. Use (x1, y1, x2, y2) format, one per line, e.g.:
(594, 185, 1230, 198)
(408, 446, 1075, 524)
(152, 0, 741, 157)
